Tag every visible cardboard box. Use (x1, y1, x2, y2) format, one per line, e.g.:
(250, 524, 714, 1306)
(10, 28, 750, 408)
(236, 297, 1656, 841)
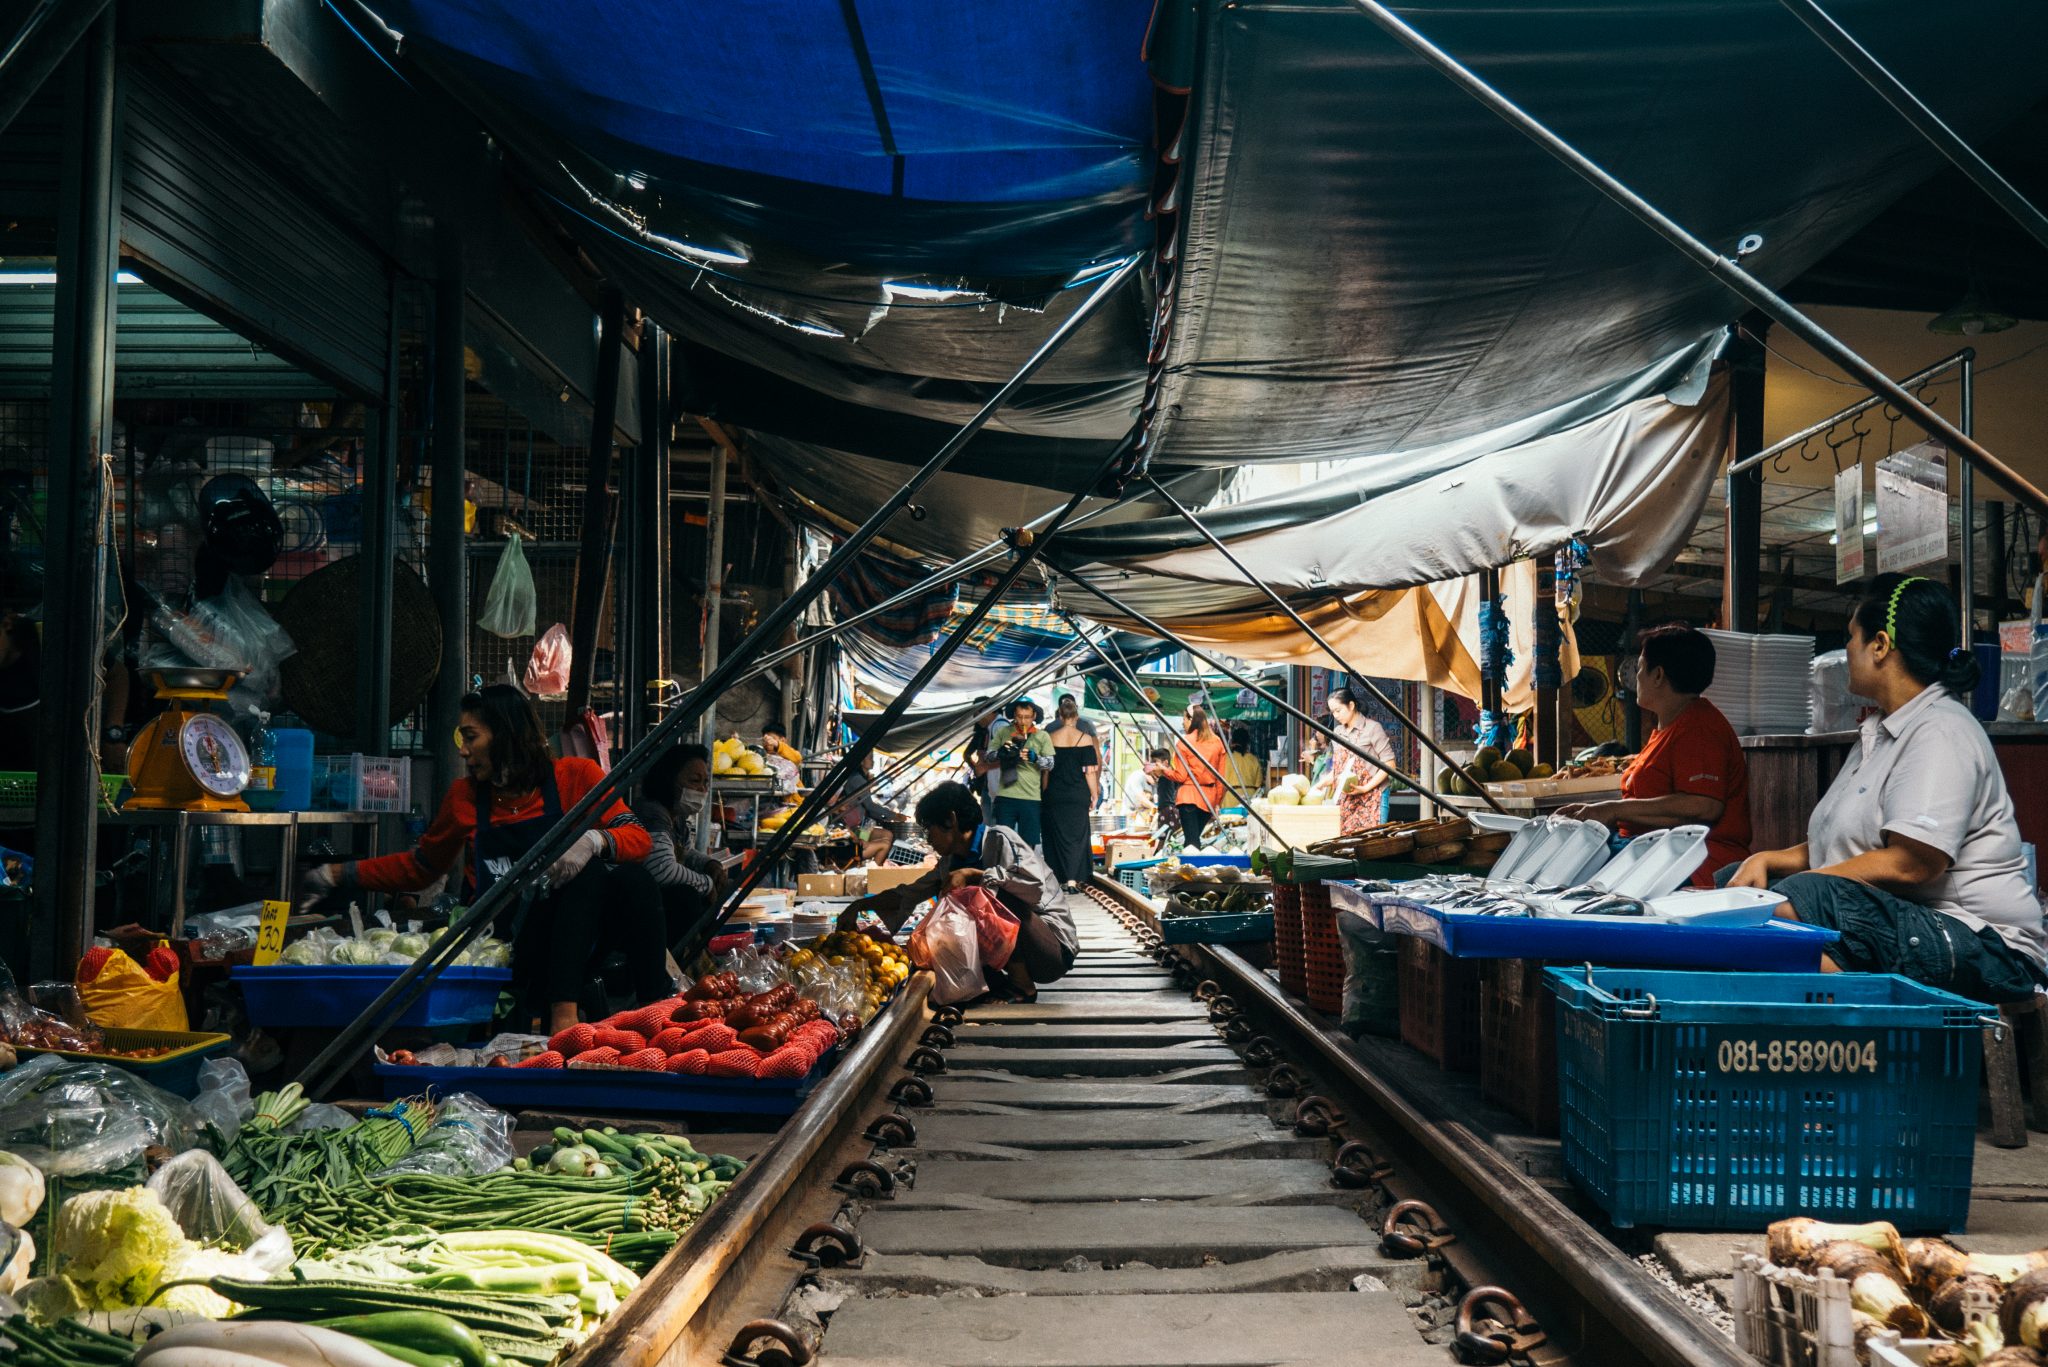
(797, 873, 845, 897)
(864, 864, 932, 895)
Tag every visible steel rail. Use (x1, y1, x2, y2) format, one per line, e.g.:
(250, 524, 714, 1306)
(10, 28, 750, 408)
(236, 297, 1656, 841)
(1338, 0, 2048, 520)
(1143, 474, 1503, 814)
(1776, 0, 2048, 255)
(1095, 877, 1751, 1367)
(560, 974, 934, 1366)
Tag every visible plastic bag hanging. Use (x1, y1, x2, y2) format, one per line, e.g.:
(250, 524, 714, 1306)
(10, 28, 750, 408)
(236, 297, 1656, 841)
(524, 623, 572, 696)
(477, 532, 537, 639)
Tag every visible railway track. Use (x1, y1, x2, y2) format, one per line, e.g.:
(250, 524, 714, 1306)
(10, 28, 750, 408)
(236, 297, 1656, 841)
(574, 879, 1755, 1367)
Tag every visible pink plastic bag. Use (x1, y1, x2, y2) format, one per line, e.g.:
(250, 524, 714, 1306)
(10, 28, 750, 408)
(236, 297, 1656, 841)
(524, 623, 572, 696)
(943, 885, 1019, 971)
(906, 900, 985, 1005)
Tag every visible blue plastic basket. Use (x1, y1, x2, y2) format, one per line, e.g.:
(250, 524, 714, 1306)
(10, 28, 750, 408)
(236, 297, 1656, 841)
(232, 965, 512, 1029)
(1545, 968, 1983, 1232)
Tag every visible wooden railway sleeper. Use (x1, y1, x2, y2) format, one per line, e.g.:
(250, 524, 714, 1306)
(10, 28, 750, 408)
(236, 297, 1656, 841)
(790, 1221, 864, 1269)
(721, 1318, 814, 1367)
(1453, 1286, 1547, 1365)
(1380, 1199, 1458, 1259)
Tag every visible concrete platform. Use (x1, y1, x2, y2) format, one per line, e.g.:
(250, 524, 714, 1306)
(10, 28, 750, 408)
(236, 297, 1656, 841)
(923, 1080, 1266, 1112)
(908, 1112, 1305, 1153)
(857, 1206, 1379, 1267)
(1036, 976, 1182, 993)
(961, 996, 1210, 1024)
(825, 1290, 1442, 1366)
(896, 1157, 1355, 1207)
(938, 1063, 1253, 1088)
(833, 1247, 1427, 1297)
(953, 1023, 1224, 1048)
(940, 1045, 1248, 1078)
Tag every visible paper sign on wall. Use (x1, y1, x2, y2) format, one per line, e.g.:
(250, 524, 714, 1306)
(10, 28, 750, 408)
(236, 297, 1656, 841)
(1834, 464, 1865, 584)
(1875, 441, 1948, 573)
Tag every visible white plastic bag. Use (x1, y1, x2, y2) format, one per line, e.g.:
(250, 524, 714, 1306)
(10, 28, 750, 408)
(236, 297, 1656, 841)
(477, 533, 536, 639)
(524, 624, 572, 696)
(907, 900, 985, 1005)
(145, 1149, 295, 1274)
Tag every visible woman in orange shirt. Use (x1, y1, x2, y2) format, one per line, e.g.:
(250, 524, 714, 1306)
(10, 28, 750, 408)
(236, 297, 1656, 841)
(1559, 625, 1751, 885)
(307, 684, 666, 1031)
(1151, 704, 1231, 848)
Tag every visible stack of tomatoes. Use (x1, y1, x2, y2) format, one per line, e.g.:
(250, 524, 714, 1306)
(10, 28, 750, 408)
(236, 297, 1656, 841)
(518, 978, 842, 1080)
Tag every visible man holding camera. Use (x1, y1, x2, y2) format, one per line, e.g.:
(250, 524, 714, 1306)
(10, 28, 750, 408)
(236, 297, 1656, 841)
(975, 697, 1055, 846)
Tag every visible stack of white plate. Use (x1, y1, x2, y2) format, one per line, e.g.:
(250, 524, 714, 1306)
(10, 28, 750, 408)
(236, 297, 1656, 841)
(1702, 630, 1813, 735)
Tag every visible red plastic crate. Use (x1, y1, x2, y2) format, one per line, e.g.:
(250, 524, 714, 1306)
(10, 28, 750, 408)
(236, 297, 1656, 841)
(1479, 957, 1558, 1132)
(1299, 882, 1344, 1016)
(1397, 937, 1482, 1070)
(1272, 882, 1306, 998)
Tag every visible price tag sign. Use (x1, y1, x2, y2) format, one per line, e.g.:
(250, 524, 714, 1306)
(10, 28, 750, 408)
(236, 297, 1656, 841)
(252, 899, 292, 966)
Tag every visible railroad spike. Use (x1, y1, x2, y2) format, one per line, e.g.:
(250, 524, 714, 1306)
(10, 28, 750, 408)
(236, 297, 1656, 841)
(931, 1005, 965, 1025)
(1453, 1287, 1545, 1364)
(1380, 1199, 1456, 1259)
(1264, 1062, 1307, 1098)
(920, 1023, 956, 1048)
(905, 1046, 948, 1075)
(1293, 1094, 1342, 1137)
(888, 1075, 935, 1107)
(1192, 980, 1222, 1002)
(1242, 1036, 1279, 1067)
(1218, 1016, 1254, 1043)
(721, 1318, 814, 1367)
(1331, 1139, 1393, 1188)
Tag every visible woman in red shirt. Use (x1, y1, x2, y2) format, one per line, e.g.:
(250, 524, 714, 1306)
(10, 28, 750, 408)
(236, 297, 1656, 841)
(1150, 704, 1231, 848)
(1559, 625, 1751, 886)
(307, 684, 665, 1032)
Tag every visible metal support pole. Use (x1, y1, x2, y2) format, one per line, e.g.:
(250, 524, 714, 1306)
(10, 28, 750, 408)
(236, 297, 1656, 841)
(427, 234, 468, 801)
(567, 290, 625, 716)
(355, 271, 399, 753)
(1142, 475, 1502, 812)
(615, 435, 640, 754)
(1074, 622, 1292, 849)
(293, 263, 1138, 1098)
(0, 0, 113, 140)
(1053, 567, 1436, 806)
(1959, 355, 1975, 638)
(1338, 0, 2048, 521)
(1777, 0, 2048, 256)
(1724, 326, 1767, 630)
(1479, 568, 1503, 723)
(700, 440, 728, 718)
(712, 476, 1127, 926)
(1534, 561, 1562, 770)
(641, 325, 671, 693)
(1622, 589, 1645, 753)
(32, 11, 116, 981)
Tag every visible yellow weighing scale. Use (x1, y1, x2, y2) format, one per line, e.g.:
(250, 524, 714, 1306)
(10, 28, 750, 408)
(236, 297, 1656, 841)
(126, 668, 253, 812)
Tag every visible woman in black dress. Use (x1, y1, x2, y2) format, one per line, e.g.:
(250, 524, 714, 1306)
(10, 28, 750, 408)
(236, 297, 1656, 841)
(1042, 694, 1100, 889)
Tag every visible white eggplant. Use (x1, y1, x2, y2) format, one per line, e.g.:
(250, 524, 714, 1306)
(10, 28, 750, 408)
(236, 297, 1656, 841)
(135, 1319, 412, 1366)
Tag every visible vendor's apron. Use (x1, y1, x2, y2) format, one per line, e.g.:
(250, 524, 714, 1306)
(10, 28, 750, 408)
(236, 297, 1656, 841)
(472, 767, 564, 901)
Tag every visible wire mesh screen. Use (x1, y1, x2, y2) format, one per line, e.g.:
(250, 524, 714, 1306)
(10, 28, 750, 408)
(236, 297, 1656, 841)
(462, 392, 610, 739)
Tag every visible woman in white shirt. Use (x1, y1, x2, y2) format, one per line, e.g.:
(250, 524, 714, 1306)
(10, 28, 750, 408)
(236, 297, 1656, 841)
(1731, 574, 2045, 1002)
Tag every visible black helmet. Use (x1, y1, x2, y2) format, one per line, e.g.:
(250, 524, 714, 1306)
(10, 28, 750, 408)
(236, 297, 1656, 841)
(199, 474, 282, 575)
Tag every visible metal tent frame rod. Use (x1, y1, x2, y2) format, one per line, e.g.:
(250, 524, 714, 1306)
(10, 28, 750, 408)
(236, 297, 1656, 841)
(1777, 0, 2048, 255)
(709, 468, 1136, 929)
(1337, 0, 2048, 521)
(1051, 567, 1435, 803)
(1729, 348, 1972, 475)
(1071, 620, 1294, 850)
(1143, 475, 1504, 815)
(293, 259, 1141, 1098)
(734, 467, 1219, 689)
(0, 0, 112, 140)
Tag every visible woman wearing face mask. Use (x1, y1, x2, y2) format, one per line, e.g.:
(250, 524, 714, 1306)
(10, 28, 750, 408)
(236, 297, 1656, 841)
(1041, 693, 1100, 889)
(1326, 688, 1396, 834)
(307, 684, 666, 1033)
(635, 742, 729, 951)
(1729, 574, 2047, 1002)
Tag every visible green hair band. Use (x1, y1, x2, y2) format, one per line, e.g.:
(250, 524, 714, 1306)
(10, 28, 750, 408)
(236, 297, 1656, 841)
(1884, 575, 1930, 643)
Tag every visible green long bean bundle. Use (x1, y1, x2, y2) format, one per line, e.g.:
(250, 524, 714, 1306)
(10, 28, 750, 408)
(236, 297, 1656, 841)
(223, 1095, 437, 1214)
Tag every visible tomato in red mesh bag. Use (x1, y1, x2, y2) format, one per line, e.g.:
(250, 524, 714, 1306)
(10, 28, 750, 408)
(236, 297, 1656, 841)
(707, 1048, 761, 1078)
(619, 1048, 667, 1071)
(650, 1027, 691, 1054)
(515, 1050, 565, 1069)
(570, 1046, 621, 1066)
(550, 1023, 597, 1055)
(664, 1049, 710, 1075)
(758, 1046, 811, 1080)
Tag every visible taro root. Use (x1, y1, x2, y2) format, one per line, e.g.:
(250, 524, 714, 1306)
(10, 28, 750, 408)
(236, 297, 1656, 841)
(2003, 1269, 2048, 1351)
(1815, 1241, 1930, 1338)
(1982, 1349, 2048, 1367)
(1931, 1272, 2009, 1334)
(1770, 1218, 1906, 1274)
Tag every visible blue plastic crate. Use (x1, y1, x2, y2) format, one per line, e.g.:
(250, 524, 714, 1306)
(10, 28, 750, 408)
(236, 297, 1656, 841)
(1544, 968, 1983, 1232)
(232, 965, 511, 1029)
(371, 1049, 837, 1116)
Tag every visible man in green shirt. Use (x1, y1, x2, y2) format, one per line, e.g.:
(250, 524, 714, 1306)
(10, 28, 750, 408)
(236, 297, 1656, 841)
(975, 697, 1055, 846)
